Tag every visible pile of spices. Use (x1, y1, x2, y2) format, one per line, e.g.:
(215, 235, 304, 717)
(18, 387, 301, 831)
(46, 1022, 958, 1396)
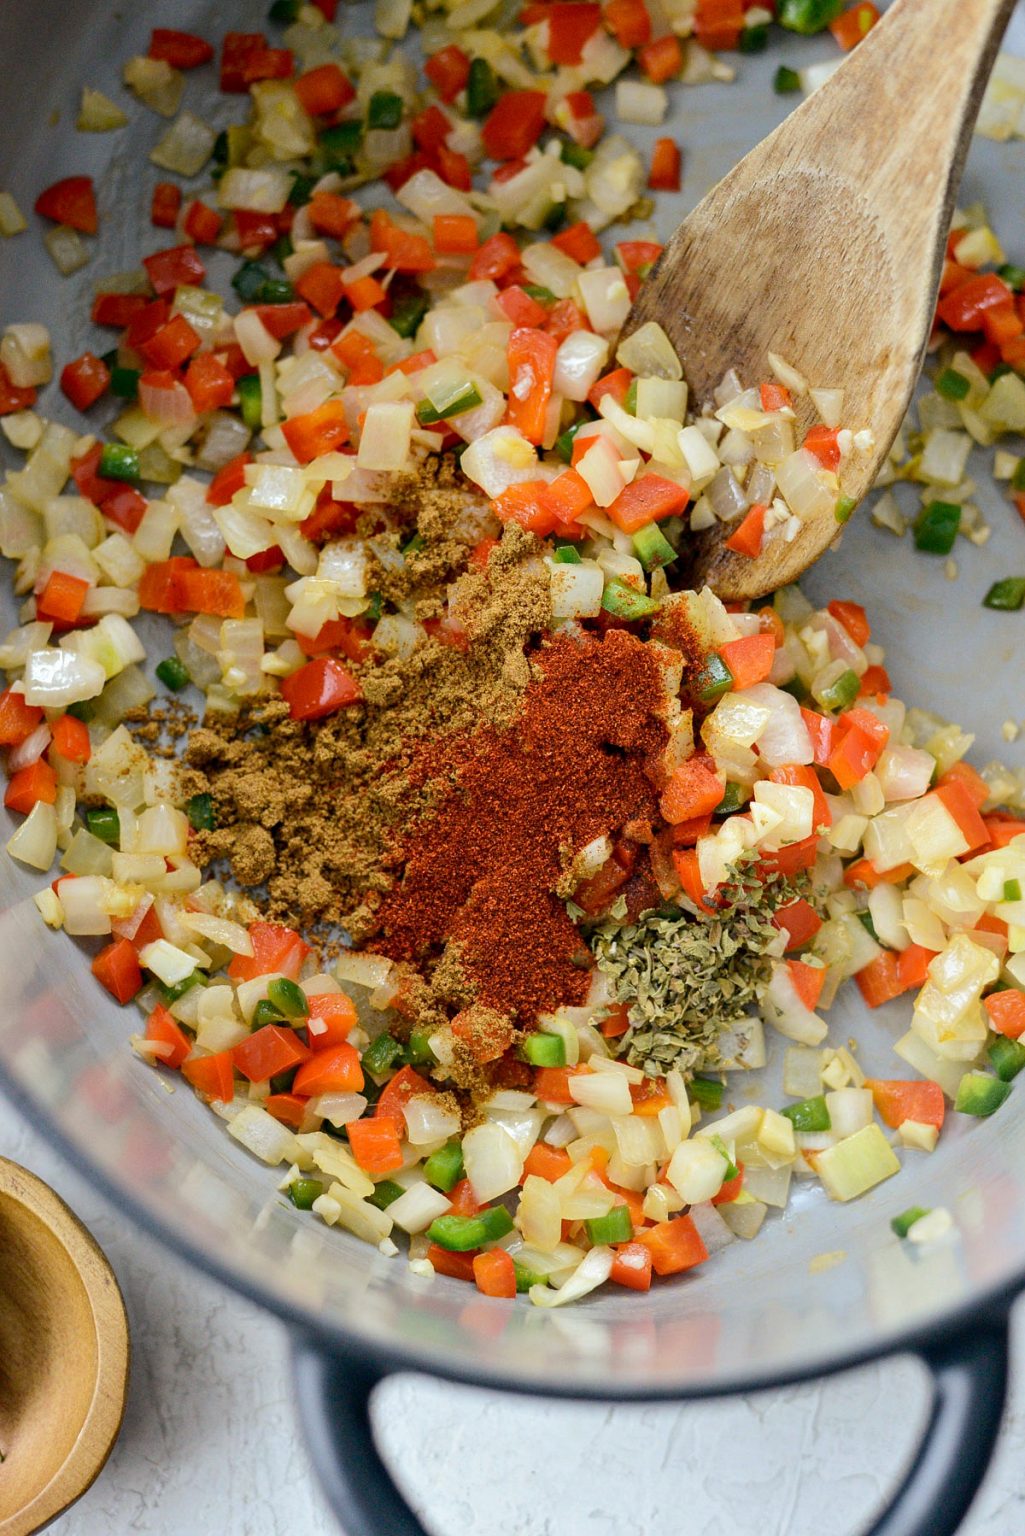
(369, 628, 672, 1036)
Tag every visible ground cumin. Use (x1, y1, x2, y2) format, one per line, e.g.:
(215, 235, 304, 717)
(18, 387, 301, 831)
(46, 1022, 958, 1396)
(181, 519, 551, 937)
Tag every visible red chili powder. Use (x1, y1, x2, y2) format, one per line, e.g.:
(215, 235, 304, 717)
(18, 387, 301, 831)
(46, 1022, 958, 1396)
(371, 628, 670, 1021)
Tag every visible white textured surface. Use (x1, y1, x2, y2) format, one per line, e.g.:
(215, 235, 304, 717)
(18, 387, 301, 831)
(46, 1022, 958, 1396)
(2, 1108, 1022, 1536)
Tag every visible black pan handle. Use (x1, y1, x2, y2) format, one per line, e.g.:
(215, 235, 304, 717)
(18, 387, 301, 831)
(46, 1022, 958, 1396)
(291, 1306, 1010, 1536)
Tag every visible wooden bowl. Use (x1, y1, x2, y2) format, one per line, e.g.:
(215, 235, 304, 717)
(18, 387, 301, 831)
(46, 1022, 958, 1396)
(0, 1159, 129, 1536)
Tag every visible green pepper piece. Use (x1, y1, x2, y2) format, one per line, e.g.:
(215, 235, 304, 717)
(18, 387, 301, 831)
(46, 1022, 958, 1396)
(1005, 878, 1023, 902)
(988, 1034, 1025, 1082)
(714, 781, 746, 817)
(187, 793, 215, 832)
(689, 1076, 723, 1110)
(778, 0, 843, 34)
(999, 263, 1025, 292)
(427, 1205, 513, 1251)
(891, 1206, 931, 1239)
(255, 276, 295, 305)
(320, 121, 363, 166)
(362, 1032, 405, 1077)
(415, 383, 483, 424)
(268, 977, 309, 1020)
(631, 522, 676, 571)
(552, 543, 582, 564)
(252, 998, 284, 1028)
(780, 1095, 831, 1132)
(774, 64, 802, 93)
(624, 379, 638, 415)
(400, 531, 425, 557)
(155, 971, 204, 1005)
(983, 577, 1025, 612)
(858, 909, 880, 942)
(709, 1134, 739, 1182)
(406, 1029, 434, 1066)
(914, 500, 961, 555)
(739, 22, 769, 51)
(110, 365, 141, 400)
(155, 655, 190, 691)
(367, 1178, 405, 1210)
(237, 374, 262, 432)
(560, 142, 593, 170)
(692, 652, 734, 704)
(66, 700, 95, 722)
(936, 368, 970, 402)
(466, 57, 499, 117)
(523, 284, 556, 305)
(85, 806, 120, 845)
(423, 1141, 465, 1193)
(268, 0, 301, 21)
(477, 1204, 514, 1242)
(513, 1261, 551, 1292)
(819, 666, 860, 712)
(99, 443, 140, 482)
(367, 90, 403, 130)
(834, 494, 857, 525)
(555, 419, 584, 463)
(600, 577, 660, 621)
(521, 1032, 567, 1067)
(288, 1178, 323, 1210)
(1012, 459, 1025, 492)
(232, 260, 272, 303)
(211, 128, 230, 165)
(955, 1071, 1012, 1117)
(585, 1204, 633, 1245)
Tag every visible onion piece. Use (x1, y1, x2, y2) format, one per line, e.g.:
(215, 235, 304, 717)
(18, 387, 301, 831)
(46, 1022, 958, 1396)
(529, 1244, 614, 1308)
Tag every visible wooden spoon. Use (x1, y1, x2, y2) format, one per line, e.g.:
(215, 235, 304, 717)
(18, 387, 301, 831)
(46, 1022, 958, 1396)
(623, 0, 1016, 600)
(0, 1158, 129, 1536)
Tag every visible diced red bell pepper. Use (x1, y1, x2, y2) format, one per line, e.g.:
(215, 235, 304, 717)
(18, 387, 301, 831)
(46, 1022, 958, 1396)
(827, 598, 871, 647)
(36, 570, 90, 626)
(295, 261, 347, 318)
(550, 220, 603, 266)
(717, 633, 775, 690)
(648, 136, 681, 192)
(694, 0, 743, 49)
(615, 240, 663, 277)
(843, 857, 915, 890)
(854, 951, 906, 1009)
(220, 32, 268, 91)
(308, 192, 360, 239)
(546, 298, 586, 341)
(492, 481, 558, 537)
(346, 1115, 404, 1174)
(773, 897, 823, 950)
(756, 834, 819, 880)
(482, 90, 548, 161)
(672, 847, 717, 914)
(306, 992, 358, 1051)
(60, 352, 111, 411)
(803, 425, 842, 471)
(280, 657, 362, 721)
(424, 44, 471, 101)
(125, 297, 172, 350)
(145, 1003, 192, 1068)
(506, 326, 558, 445)
(0, 362, 35, 416)
(800, 707, 838, 767)
(184, 352, 235, 413)
(608, 474, 689, 534)
(433, 213, 479, 255)
(151, 182, 182, 230)
(538, 467, 593, 525)
(522, 2, 602, 62)
(251, 301, 312, 339)
(521, 1143, 573, 1182)
(228, 921, 309, 982)
(427, 1244, 477, 1281)
(787, 957, 825, 1012)
(233, 1024, 311, 1084)
(829, 1, 880, 49)
(723, 503, 765, 558)
(985, 990, 1025, 1039)
(573, 852, 632, 916)
(176, 567, 247, 619)
(934, 779, 990, 853)
(182, 1050, 235, 1102)
(92, 939, 144, 1005)
(292, 1042, 363, 1097)
(605, 0, 652, 47)
(139, 313, 202, 370)
(50, 714, 91, 764)
(937, 272, 1014, 332)
(468, 232, 521, 282)
(183, 199, 223, 245)
(636, 1215, 707, 1276)
(472, 1249, 517, 1298)
(639, 34, 683, 82)
(294, 61, 355, 115)
(281, 400, 350, 463)
(412, 104, 451, 153)
(149, 28, 214, 68)
(0, 688, 42, 747)
(858, 664, 892, 699)
(659, 759, 725, 824)
(91, 292, 150, 328)
(867, 1078, 945, 1129)
(5, 759, 57, 813)
(828, 722, 882, 790)
(35, 175, 97, 234)
(264, 1093, 310, 1129)
(344, 274, 388, 312)
(897, 943, 937, 991)
(369, 210, 436, 274)
(233, 210, 278, 251)
(142, 244, 206, 296)
(101, 484, 148, 535)
(206, 451, 252, 506)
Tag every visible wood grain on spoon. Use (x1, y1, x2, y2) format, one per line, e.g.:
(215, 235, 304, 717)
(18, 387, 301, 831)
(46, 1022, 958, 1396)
(623, 0, 1017, 600)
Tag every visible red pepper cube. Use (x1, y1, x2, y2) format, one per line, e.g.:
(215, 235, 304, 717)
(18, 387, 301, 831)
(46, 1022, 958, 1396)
(183, 200, 223, 245)
(60, 352, 111, 411)
(142, 244, 206, 297)
(35, 175, 97, 234)
(149, 27, 214, 69)
(184, 352, 235, 413)
(36, 570, 90, 626)
(151, 181, 183, 230)
(424, 45, 470, 102)
(280, 657, 362, 720)
(139, 313, 202, 370)
(482, 90, 548, 162)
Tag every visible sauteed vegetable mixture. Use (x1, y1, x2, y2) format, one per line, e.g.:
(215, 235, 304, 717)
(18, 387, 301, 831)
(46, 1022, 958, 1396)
(1, 2, 1024, 1305)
